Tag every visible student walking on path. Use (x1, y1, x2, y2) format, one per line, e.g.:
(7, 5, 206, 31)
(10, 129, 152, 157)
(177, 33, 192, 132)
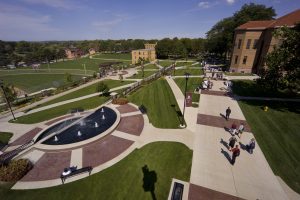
(229, 136, 237, 150)
(225, 107, 231, 121)
(231, 145, 240, 165)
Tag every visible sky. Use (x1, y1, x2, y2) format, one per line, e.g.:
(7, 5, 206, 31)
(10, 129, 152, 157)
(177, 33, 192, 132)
(0, 0, 299, 41)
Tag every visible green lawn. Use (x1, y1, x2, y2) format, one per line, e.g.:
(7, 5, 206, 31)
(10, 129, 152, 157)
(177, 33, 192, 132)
(40, 57, 130, 71)
(174, 69, 203, 76)
(38, 80, 135, 107)
(158, 60, 173, 67)
(176, 61, 197, 67)
(0, 142, 192, 200)
(144, 64, 159, 69)
(13, 95, 110, 124)
(238, 100, 300, 193)
(128, 71, 158, 79)
(174, 78, 202, 106)
(92, 53, 131, 60)
(0, 132, 13, 144)
(128, 79, 182, 128)
(231, 80, 300, 98)
(0, 74, 83, 93)
(0, 69, 95, 76)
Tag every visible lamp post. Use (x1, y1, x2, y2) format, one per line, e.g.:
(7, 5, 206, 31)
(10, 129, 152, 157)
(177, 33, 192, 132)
(0, 80, 16, 120)
(181, 72, 190, 127)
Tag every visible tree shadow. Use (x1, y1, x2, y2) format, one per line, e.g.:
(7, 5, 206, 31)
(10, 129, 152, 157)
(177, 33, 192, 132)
(171, 104, 183, 124)
(221, 148, 232, 164)
(220, 138, 229, 150)
(142, 165, 157, 200)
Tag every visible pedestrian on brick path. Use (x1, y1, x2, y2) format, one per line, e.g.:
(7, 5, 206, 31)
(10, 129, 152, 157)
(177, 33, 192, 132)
(230, 122, 237, 135)
(231, 145, 240, 165)
(238, 123, 245, 138)
(225, 107, 231, 120)
(229, 136, 237, 150)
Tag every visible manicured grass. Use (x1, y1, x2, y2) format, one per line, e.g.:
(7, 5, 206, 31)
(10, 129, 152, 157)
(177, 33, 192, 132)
(128, 79, 182, 128)
(12, 95, 110, 124)
(144, 64, 159, 69)
(238, 100, 300, 193)
(92, 53, 131, 60)
(128, 71, 158, 79)
(158, 60, 173, 67)
(225, 72, 254, 76)
(39, 80, 135, 107)
(174, 69, 203, 76)
(176, 61, 197, 67)
(0, 142, 192, 200)
(174, 78, 202, 106)
(0, 74, 83, 93)
(40, 57, 130, 71)
(231, 80, 300, 98)
(0, 132, 13, 144)
(0, 69, 95, 76)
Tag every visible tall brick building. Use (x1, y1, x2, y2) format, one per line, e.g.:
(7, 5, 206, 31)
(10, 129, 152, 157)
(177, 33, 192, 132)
(229, 9, 300, 73)
(131, 43, 157, 64)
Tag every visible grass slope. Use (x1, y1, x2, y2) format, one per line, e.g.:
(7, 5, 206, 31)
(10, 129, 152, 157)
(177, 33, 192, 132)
(174, 78, 202, 105)
(0, 132, 13, 144)
(92, 53, 131, 60)
(0, 142, 192, 200)
(238, 100, 300, 193)
(13, 96, 109, 124)
(129, 71, 158, 79)
(128, 79, 182, 128)
(39, 80, 135, 107)
(0, 74, 83, 93)
(174, 69, 203, 76)
(231, 80, 300, 98)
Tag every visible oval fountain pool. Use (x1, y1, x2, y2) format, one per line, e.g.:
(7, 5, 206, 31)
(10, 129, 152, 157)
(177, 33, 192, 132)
(41, 106, 117, 145)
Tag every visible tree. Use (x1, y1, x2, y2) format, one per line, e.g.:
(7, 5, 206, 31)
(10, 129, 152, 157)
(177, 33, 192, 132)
(206, 3, 276, 57)
(119, 74, 123, 82)
(260, 24, 300, 92)
(96, 82, 109, 96)
(0, 84, 17, 103)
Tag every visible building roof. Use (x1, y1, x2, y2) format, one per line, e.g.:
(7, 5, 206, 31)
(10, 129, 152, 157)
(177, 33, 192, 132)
(236, 9, 300, 30)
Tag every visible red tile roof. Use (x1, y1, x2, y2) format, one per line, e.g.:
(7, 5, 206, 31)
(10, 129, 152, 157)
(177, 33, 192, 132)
(236, 9, 300, 30)
(236, 20, 275, 30)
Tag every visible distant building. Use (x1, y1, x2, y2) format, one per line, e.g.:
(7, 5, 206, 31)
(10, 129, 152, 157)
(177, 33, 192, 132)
(65, 48, 83, 59)
(89, 48, 96, 55)
(230, 9, 300, 73)
(131, 43, 157, 64)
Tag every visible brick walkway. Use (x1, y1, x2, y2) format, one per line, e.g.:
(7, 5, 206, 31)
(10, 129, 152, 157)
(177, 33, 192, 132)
(116, 114, 144, 136)
(10, 127, 42, 146)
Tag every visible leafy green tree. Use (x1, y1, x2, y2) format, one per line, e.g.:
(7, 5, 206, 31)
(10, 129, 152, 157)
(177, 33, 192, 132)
(96, 82, 109, 96)
(64, 73, 73, 83)
(260, 25, 300, 92)
(0, 84, 17, 103)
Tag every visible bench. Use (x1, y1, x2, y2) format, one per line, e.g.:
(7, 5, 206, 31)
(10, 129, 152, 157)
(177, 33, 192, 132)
(60, 166, 93, 184)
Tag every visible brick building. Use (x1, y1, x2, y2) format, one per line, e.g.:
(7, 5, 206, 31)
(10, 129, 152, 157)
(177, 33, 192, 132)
(131, 43, 157, 64)
(230, 9, 300, 73)
(65, 48, 84, 59)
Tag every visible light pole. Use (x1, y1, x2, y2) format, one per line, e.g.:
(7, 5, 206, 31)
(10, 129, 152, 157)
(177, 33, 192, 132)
(0, 80, 16, 120)
(181, 72, 190, 127)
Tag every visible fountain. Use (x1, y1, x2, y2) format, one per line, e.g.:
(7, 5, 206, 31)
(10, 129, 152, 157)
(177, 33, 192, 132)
(101, 108, 104, 113)
(95, 122, 99, 128)
(77, 131, 82, 136)
(102, 115, 106, 120)
(54, 135, 58, 142)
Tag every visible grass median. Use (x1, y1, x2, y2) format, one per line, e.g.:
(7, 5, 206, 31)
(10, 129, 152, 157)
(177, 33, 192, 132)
(238, 100, 300, 193)
(12, 95, 110, 124)
(0, 142, 192, 200)
(128, 79, 182, 128)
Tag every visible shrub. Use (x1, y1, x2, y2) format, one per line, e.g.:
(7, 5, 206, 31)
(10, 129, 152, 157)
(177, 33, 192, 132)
(112, 98, 129, 105)
(0, 159, 33, 182)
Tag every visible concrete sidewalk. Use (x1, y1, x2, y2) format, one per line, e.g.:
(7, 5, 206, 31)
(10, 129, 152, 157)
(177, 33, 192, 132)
(189, 80, 289, 200)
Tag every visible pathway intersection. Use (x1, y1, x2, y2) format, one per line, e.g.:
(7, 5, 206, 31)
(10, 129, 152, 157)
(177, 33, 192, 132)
(0, 73, 298, 199)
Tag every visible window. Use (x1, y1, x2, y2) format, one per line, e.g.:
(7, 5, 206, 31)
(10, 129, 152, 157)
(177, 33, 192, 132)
(242, 56, 247, 64)
(253, 39, 258, 49)
(238, 39, 242, 49)
(234, 55, 238, 64)
(246, 39, 251, 49)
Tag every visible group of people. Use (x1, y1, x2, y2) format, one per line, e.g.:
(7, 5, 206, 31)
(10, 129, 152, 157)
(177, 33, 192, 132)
(202, 78, 213, 90)
(224, 107, 256, 165)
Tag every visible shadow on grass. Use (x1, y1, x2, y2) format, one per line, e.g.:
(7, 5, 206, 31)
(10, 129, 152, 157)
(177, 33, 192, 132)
(240, 100, 300, 115)
(142, 165, 157, 200)
(171, 104, 183, 124)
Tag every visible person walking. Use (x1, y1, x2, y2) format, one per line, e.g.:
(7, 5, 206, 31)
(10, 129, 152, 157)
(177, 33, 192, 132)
(225, 107, 231, 120)
(231, 145, 240, 165)
(228, 136, 237, 150)
(238, 123, 245, 138)
(247, 138, 256, 154)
